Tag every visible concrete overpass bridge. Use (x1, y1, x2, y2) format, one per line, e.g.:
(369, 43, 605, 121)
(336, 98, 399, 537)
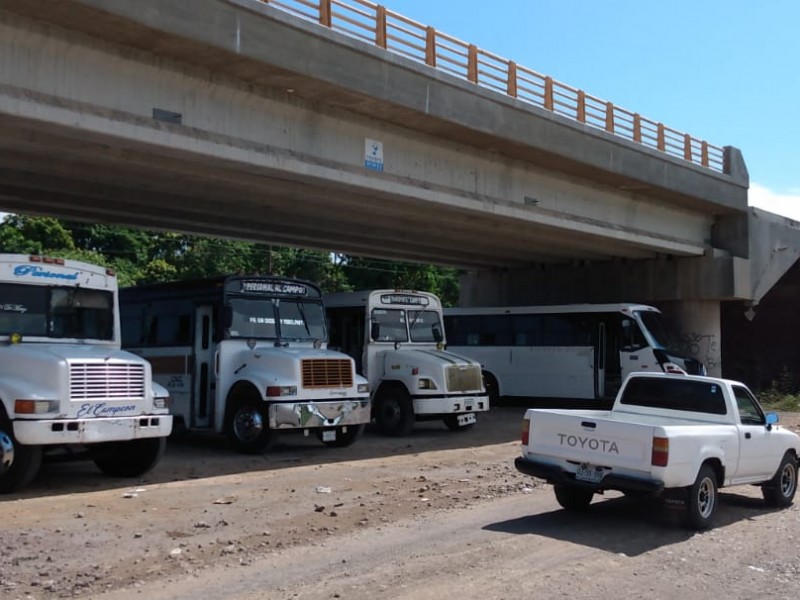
(0, 0, 797, 375)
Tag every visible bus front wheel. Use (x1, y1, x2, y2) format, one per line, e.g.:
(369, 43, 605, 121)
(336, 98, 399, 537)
(0, 418, 42, 494)
(374, 388, 415, 437)
(226, 397, 274, 454)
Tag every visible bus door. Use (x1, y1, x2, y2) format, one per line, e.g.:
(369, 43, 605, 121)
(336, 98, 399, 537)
(595, 318, 623, 401)
(192, 305, 215, 428)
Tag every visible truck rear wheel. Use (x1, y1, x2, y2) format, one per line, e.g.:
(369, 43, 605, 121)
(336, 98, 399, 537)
(226, 397, 274, 454)
(316, 424, 365, 448)
(374, 388, 415, 437)
(762, 452, 798, 508)
(683, 464, 717, 530)
(0, 421, 42, 494)
(554, 484, 594, 511)
(91, 437, 166, 478)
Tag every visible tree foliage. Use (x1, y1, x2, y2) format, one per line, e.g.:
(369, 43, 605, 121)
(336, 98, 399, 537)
(0, 215, 461, 304)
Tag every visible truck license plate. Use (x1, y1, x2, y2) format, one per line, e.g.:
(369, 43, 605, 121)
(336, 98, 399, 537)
(322, 430, 336, 442)
(575, 463, 604, 484)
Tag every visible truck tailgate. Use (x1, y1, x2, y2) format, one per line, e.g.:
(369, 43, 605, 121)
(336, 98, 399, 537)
(527, 409, 655, 472)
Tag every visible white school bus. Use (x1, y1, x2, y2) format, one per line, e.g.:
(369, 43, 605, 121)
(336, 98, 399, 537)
(0, 254, 172, 493)
(325, 290, 489, 436)
(120, 275, 370, 453)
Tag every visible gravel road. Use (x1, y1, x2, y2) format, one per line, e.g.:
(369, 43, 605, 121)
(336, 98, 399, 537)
(1, 407, 799, 600)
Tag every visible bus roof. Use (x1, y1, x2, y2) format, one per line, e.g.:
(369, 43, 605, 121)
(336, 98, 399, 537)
(0, 254, 116, 290)
(324, 289, 442, 309)
(121, 274, 321, 301)
(443, 303, 660, 316)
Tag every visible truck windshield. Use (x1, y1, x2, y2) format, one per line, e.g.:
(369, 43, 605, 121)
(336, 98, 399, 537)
(227, 297, 326, 341)
(408, 310, 443, 343)
(637, 311, 682, 354)
(0, 283, 114, 340)
(371, 309, 408, 342)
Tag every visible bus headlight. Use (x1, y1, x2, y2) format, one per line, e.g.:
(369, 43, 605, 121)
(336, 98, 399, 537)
(266, 386, 297, 397)
(15, 399, 60, 414)
(418, 378, 437, 390)
(357, 383, 369, 394)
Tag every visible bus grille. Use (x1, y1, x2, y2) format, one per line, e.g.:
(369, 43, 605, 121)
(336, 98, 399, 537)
(301, 359, 353, 389)
(69, 363, 146, 400)
(446, 364, 483, 392)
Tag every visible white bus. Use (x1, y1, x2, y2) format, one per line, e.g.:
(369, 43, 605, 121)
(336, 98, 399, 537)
(325, 290, 489, 436)
(443, 303, 705, 404)
(120, 275, 370, 453)
(0, 254, 172, 493)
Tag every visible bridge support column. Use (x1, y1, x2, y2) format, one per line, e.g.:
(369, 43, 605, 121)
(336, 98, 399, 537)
(658, 300, 722, 377)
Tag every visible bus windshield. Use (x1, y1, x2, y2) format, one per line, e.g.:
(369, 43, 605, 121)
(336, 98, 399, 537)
(408, 310, 443, 343)
(637, 311, 682, 354)
(0, 283, 114, 340)
(228, 297, 326, 341)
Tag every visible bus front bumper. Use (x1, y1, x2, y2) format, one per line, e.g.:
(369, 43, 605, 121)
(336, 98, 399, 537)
(412, 394, 489, 415)
(269, 398, 371, 429)
(14, 415, 173, 446)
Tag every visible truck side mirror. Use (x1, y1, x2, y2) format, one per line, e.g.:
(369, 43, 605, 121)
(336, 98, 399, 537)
(371, 321, 380, 341)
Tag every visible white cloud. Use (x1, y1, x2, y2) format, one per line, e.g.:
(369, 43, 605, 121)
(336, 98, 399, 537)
(748, 183, 800, 221)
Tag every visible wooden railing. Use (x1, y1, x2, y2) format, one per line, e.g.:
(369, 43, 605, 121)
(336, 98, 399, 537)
(261, 0, 726, 173)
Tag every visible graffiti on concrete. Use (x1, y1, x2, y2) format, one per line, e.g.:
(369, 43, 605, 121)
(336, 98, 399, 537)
(678, 331, 719, 371)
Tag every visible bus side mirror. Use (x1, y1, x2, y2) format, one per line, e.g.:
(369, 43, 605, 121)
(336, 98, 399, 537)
(432, 325, 443, 343)
(371, 321, 380, 341)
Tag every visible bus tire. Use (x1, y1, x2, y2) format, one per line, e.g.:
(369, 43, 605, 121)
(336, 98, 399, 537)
(762, 452, 798, 508)
(92, 437, 166, 478)
(483, 372, 501, 407)
(443, 415, 476, 432)
(225, 397, 274, 454)
(374, 387, 415, 437)
(0, 418, 42, 494)
(316, 424, 365, 448)
(682, 464, 718, 530)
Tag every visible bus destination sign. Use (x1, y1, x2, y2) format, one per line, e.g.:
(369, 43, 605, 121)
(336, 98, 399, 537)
(381, 294, 429, 306)
(240, 280, 309, 296)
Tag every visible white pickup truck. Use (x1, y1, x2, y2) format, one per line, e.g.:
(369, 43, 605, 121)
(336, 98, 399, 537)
(515, 373, 799, 529)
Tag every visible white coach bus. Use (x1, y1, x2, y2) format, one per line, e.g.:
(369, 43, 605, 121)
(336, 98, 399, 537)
(443, 303, 705, 404)
(325, 290, 489, 436)
(0, 254, 172, 493)
(120, 275, 370, 453)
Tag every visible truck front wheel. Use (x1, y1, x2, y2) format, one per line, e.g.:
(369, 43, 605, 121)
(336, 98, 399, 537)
(0, 421, 42, 494)
(554, 484, 594, 511)
(762, 452, 798, 508)
(683, 464, 718, 530)
(374, 388, 415, 437)
(92, 437, 166, 478)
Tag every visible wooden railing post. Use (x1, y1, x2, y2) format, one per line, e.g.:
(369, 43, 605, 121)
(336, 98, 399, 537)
(576, 90, 586, 123)
(684, 134, 693, 161)
(657, 123, 666, 152)
(701, 141, 709, 167)
(605, 101, 614, 133)
(467, 44, 478, 83)
(633, 113, 641, 143)
(507, 60, 517, 97)
(425, 26, 436, 66)
(319, 0, 332, 27)
(544, 76, 554, 111)
(375, 5, 387, 48)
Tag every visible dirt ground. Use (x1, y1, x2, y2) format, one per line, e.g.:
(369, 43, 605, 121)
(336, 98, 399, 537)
(2, 407, 800, 600)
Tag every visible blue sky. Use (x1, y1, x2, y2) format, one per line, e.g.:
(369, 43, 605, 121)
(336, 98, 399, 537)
(386, 0, 800, 219)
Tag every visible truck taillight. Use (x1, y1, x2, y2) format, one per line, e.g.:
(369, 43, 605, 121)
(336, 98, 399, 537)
(521, 418, 530, 445)
(652, 436, 669, 467)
